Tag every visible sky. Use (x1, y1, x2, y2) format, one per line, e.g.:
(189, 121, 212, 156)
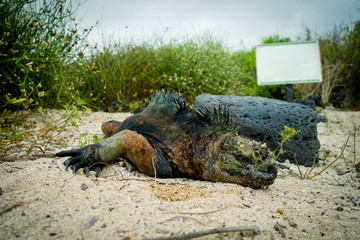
(76, 0, 360, 51)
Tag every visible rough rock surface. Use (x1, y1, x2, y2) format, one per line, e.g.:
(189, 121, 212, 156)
(194, 94, 320, 166)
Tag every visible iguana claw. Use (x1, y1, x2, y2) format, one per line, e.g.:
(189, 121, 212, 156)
(54, 144, 102, 176)
(83, 167, 90, 177)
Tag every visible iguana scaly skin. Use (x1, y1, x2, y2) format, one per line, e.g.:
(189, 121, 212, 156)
(54, 91, 277, 188)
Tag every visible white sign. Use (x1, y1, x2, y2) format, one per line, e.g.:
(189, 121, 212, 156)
(256, 41, 322, 86)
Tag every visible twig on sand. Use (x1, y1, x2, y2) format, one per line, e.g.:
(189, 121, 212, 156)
(276, 221, 286, 238)
(159, 216, 205, 226)
(144, 225, 263, 240)
(308, 134, 350, 180)
(55, 174, 74, 198)
(164, 205, 230, 215)
(0, 201, 28, 215)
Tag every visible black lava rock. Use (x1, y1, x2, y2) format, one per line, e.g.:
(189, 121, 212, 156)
(294, 98, 316, 110)
(194, 94, 320, 166)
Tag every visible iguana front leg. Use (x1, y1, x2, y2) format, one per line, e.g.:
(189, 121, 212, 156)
(54, 130, 156, 177)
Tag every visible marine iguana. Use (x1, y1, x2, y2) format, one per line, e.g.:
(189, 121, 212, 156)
(54, 90, 277, 188)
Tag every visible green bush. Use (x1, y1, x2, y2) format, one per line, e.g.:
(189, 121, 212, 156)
(0, 0, 93, 110)
(70, 41, 159, 109)
(295, 23, 360, 108)
(153, 37, 246, 102)
(70, 35, 254, 109)
(342, 21, 360, 108)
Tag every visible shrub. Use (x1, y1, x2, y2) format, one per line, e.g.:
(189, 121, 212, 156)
(0, 0, 93, 110)
(342, 20, 360, 108)
(295, 22, 360, 108)
(71, 35, 252, 109)
(153, 37, 246, 102)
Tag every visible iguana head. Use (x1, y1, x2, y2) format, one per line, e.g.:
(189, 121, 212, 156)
(194, 105, 277, 189)
(208, 133, 277, 189)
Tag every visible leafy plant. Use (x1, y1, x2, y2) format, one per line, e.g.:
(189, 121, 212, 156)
(78, 133, 102, 147)
(273, 126, 301, 161)
(92, 135, 100, 143)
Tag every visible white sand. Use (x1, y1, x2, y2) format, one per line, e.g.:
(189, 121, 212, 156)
(1, 108, 359, 239)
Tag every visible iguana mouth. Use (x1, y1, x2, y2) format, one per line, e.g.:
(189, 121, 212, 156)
(232, 162, 277, 188)
(215, 134, 278, 188)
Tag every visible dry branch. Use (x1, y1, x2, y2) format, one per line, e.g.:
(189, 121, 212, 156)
(144, 225, 263, 240)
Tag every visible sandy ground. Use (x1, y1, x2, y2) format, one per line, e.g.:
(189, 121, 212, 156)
(0, 108, 359, 240)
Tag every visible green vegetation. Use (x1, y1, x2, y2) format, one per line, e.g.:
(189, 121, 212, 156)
(1, 0, 359, 113)
(274, 125, 358, 180)
(0, 0, 93, 110)
(295, 24, 360, 108)
(72, 36, 249, 109)
(0, 103, 80, 157)
(293, 133, 351, 180)
(272, 126, 301, 161)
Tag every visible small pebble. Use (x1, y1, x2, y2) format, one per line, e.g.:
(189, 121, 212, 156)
(308, 199, 316, 204)
(276, 208, 284, 215)
(81, 183, 88, 191)
(289, 221, 298, 228)
(335, 166, 351, 176)
(282, 190, 289, 196)
(4, 166, 13, 173)
(82, 217, 97, 230)
(335, 206, 344, 211)
(354, 162, 360, 173)
(235, 203, 246, 209)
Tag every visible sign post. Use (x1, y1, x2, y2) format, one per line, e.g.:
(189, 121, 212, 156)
(285, 84, 294, 102)
(256, 41, 322, 102)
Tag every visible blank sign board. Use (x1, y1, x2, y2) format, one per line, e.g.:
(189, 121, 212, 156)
(256, 41, 322, 86)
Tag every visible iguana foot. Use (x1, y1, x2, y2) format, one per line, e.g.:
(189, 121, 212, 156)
(54, 129, 157, 178)
(54, 144, 104, 177)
